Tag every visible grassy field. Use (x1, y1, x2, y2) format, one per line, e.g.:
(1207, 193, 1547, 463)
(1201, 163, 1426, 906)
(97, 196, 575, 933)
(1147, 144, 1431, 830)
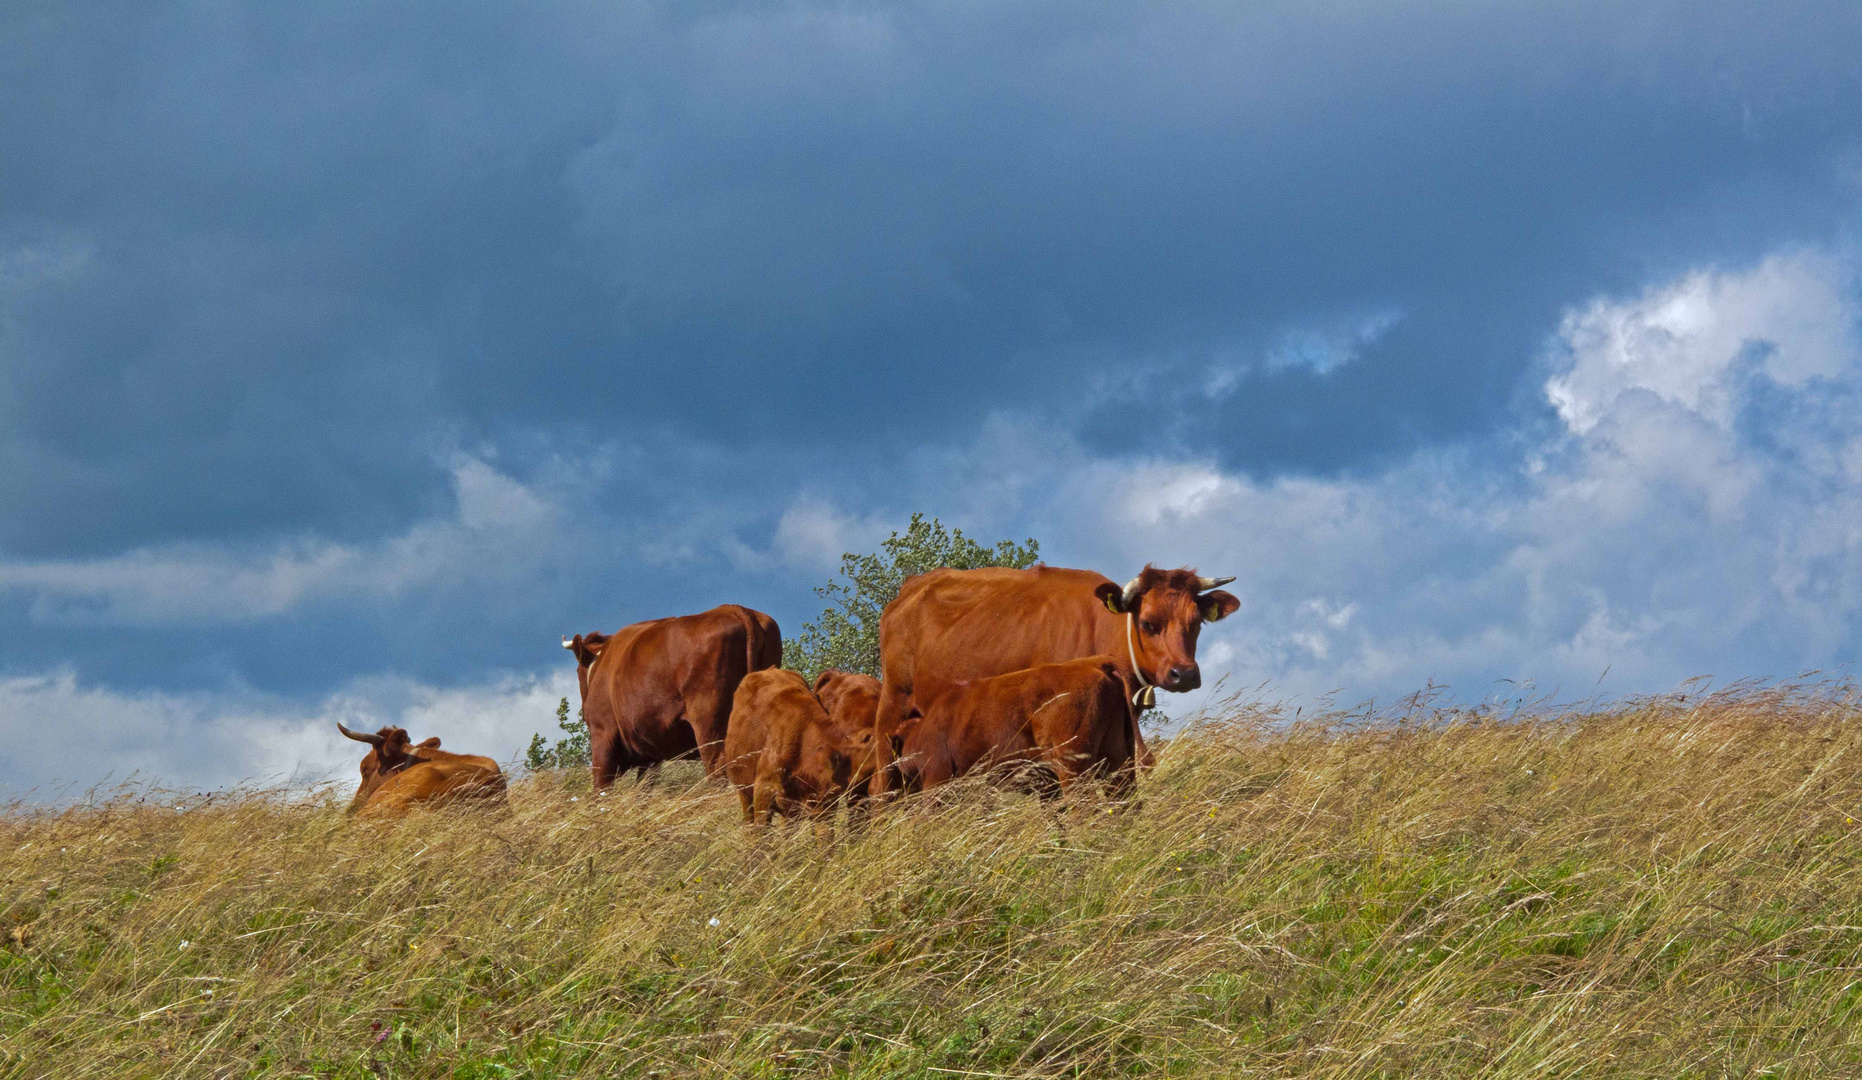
(4, 685, 1861, 1078)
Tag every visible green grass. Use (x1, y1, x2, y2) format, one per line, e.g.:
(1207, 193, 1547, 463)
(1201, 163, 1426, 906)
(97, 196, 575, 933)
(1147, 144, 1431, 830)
(4, 684, 1862, 1078)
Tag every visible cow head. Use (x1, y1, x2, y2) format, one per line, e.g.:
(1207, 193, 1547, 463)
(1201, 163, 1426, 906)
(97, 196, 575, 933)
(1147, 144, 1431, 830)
(339, 723, 440, 812)
(1092, 566, 1238, 693)
(813, 669, 882, 736)
(834, 724, 881, 794)
(561, 631, 610, 703)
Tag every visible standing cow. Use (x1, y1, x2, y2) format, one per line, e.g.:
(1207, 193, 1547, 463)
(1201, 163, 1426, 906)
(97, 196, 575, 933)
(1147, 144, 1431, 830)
(563, 604, 781, 790)
(724, 668, 878, 824)
(894, 656, 1134, 797)
(337, 723, 505, 816)
(872, 564, 1237, 794)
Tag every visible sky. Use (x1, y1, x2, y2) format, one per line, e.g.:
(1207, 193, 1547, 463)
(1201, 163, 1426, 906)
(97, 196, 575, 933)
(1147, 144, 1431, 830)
(4, 0, 1862, 796)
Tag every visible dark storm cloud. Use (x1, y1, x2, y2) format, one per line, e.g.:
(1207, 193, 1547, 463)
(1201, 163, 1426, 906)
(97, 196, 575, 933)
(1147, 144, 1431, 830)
(2, 0, 1860, 725)
(7, 1, 1860, 552)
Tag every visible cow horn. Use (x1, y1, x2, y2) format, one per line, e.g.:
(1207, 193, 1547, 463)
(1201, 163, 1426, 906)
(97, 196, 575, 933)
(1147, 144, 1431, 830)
(562, 636, 575, 650)
(336, 722, 383, 747)
(1196, 576, 1235, 592)
(1121, 576, 1144, 610)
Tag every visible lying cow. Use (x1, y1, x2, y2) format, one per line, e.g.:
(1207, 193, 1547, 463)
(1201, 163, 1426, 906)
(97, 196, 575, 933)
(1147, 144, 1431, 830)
(893, 656, 1135, 798)
(338, 723, 505, 816)
(724, 668, 878, 824)
(564, 604, 782, 790)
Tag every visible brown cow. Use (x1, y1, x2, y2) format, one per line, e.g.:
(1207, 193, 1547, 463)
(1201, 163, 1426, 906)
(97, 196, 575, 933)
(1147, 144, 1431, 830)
(872, 564, 1237, 794)
(812, 669, 882, 740)
(563, 604, 781, 790)
(895, 656, 1134, 797)
(724, 668, 878, 824)
(337, 723, 506, 816)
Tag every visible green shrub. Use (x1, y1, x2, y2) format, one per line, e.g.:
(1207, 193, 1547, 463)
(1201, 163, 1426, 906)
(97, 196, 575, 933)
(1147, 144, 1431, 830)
(784, 513, 1039, 683)
(525, 696, 591, 772)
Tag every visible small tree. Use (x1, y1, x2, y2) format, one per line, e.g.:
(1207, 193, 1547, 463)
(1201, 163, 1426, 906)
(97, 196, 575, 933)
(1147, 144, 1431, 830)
(783, 513, 1039, 683)
(525, 696, 591, 772)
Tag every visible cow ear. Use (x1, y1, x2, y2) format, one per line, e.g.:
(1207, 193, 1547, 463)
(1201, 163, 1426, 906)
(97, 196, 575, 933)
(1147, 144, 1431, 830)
(812, 670, 835, 694)
(1094, 582, 1128, 615)
(418, 737, 441, 749)
(1199, 590, 1240, 623)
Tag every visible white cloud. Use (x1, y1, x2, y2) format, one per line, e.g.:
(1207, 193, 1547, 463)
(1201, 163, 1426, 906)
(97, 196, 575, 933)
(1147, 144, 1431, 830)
(1111, 464, 1232, 527)
(1545, 250, 1856, 433)
(0, 454, 564, 626)
(773, 496, 891, 571)
(10, 249, 1861, 790)
(0, 666, 576, 799)
(895, 247, 1862, 715)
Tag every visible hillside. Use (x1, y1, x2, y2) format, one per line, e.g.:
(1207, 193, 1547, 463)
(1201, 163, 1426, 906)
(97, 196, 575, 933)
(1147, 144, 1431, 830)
(4, 687, 1861, 1078)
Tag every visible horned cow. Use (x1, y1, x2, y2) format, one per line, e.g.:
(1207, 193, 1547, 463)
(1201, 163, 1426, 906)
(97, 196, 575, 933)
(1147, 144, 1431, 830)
(871, 564, 1236, 794)
(337, 723, 505, 817)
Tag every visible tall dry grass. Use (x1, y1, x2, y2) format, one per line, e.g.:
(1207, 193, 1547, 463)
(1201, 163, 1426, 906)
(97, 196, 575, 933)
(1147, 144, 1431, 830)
(4, 685, 1861, 1078)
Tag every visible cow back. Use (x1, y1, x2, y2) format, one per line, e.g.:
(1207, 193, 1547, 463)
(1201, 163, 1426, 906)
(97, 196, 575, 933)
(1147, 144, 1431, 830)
(724, 668, 821, 785)
(881, 566, 1124, 707)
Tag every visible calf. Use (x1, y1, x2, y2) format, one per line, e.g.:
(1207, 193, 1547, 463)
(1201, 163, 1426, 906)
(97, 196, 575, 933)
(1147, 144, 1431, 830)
(896, 656, 1135, 798)
(338, 723, 506, 817)
(813, 669, 881, 740)
(725, 669, 877, 824)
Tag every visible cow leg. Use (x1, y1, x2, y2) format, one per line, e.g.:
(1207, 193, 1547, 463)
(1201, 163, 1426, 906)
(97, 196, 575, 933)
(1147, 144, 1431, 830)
(1041, 748, 1080, 800)
(634, 762, 661, 788)
(1129, 702, 1155, 771)
(1032, 701, 1087, 801)
(838, 783, 871, 836)
(1106, 699, 1140, 804)
(751, 773, 779, 826)
(1112, 696, 1143, 800)
(871, 681, 914, 799)
(590, 730, 625, 793)
(915, 744, 955, 792)
(735, 780, 756, 824)
(683, 689, 732, 779)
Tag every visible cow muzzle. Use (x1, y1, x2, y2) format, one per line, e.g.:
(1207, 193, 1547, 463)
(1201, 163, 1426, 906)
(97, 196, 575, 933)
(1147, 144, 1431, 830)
(1164, 664, 1201, 692)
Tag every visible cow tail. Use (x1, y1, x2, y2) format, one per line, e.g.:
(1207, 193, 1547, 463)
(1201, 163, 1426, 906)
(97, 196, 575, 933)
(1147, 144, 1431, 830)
(741, 607, 782, 673)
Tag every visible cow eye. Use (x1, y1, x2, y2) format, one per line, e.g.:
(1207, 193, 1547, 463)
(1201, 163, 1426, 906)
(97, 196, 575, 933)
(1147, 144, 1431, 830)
(1140, 620, 1161, 635)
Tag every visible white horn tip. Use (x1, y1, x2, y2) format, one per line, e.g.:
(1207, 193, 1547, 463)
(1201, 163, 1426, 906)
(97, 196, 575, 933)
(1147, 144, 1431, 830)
(561, 637, 574, 649)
